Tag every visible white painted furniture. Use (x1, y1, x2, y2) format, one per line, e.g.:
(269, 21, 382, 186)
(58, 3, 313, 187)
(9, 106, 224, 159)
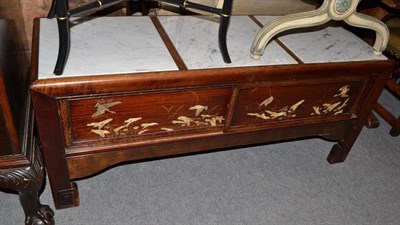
(250, 0, 390, 60)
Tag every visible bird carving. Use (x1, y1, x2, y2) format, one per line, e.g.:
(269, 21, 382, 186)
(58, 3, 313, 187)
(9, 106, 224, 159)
(189, 105, 208, 117)
(91, 101, 122, 118)
(260, 96, 274, 107)
(87, 118, 113, 129)
(334, 86, 350, 98)
(90, 129, 110, 138)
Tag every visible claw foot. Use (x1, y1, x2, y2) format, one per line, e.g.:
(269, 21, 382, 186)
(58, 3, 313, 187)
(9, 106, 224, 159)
(26, 205, 55, 225)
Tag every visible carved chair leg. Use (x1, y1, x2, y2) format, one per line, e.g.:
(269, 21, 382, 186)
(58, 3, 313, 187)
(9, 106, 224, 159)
(218, 0, 233, 63)
(344, 12, 389, 55)
(250, 1, 330, 60)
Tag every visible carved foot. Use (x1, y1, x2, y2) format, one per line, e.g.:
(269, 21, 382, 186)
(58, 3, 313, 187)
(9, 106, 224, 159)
(55, 181, 80, 209)
(0, 154, 55, 225)
(25, 205, 55, 225)
(17, 146, 55, 224)
(327, 143, 349, 164)
(365, 112, 380, 128)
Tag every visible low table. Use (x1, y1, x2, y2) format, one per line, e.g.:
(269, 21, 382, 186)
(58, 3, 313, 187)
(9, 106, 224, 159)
(30, 15, 394, 210)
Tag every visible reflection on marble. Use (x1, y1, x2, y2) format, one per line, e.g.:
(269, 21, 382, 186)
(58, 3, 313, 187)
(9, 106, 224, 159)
(158, 16, 297, 69)
(255, 16, 386, 63)
(38, 17, 179, 79)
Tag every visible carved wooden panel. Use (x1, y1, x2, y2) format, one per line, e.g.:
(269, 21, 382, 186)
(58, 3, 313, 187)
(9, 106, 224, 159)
(62, 87, 231, 147)
(230, 79, 366, 129)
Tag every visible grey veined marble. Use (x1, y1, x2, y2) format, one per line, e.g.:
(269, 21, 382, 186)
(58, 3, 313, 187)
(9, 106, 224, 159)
(38, 16, 386, 79)
(158, 16, 297, 69)
(38, 17, 179, 79)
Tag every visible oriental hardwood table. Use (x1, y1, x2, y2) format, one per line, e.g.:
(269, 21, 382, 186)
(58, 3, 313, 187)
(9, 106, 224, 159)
(30, 15, 394, 210)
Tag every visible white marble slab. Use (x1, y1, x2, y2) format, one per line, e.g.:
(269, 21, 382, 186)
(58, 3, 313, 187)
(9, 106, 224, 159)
(255, 16, 387, 63)
(38, 15, 387, 80)
(158, 16, 298, 69)
(38, 17, 179, 79)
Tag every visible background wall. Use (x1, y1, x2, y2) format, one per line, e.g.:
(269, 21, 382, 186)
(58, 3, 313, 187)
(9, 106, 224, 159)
(0, 0, 318, 73)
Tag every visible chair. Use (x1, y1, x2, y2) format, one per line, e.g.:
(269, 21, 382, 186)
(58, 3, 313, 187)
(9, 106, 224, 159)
(250, 0, 389, 60)
(47, 0, 233, 75)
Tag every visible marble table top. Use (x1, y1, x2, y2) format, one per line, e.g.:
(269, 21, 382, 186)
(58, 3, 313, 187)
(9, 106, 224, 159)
(158, 16, 297, 70)
(38, 17, 179, 79)
(37, 15, 386, 79)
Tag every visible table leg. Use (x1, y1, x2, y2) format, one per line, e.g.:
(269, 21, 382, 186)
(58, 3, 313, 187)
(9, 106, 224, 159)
(327, 62, 391, 163)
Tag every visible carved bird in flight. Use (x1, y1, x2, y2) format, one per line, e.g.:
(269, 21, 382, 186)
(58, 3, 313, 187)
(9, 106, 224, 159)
(91, 101, 122, 118)
(189, 105, 208, 117)
(334, 86, 350, 98)
(87, 118, 113, 129)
